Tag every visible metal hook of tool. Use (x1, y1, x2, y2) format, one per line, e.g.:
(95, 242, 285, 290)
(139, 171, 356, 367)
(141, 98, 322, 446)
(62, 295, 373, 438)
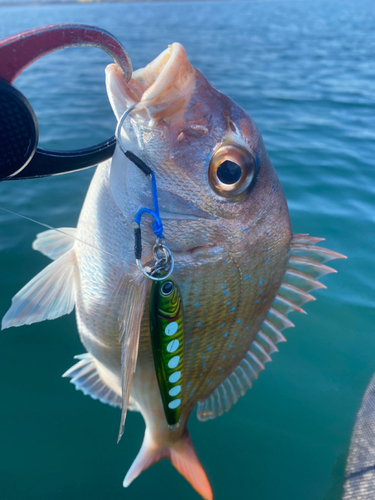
(0, 23, 132, 181)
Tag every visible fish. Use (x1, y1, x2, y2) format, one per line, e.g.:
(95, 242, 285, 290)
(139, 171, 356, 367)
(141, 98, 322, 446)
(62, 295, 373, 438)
(1, 42, 345, 499)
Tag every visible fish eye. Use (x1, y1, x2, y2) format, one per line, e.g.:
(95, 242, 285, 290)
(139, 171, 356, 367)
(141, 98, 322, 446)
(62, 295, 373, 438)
(209, 143, 256, 200)
(161, 281, 174, 296)
(216, 161, 242, 185)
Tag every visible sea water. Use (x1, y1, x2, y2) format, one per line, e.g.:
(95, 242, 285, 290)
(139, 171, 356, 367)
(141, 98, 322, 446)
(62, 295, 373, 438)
(0, 1, 374, 499)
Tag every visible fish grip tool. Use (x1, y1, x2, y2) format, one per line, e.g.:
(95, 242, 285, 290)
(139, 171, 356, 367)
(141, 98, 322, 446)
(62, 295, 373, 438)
(0, 24, 132, 181)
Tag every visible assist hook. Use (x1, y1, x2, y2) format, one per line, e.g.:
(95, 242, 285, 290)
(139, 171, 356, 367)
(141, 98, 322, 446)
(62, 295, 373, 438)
(0, 24, 132, 181)
(116, 106, 174, 282)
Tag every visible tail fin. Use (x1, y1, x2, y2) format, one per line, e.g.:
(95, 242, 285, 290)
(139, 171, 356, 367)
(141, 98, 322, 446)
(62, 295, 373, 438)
(124, 428, 213, 500)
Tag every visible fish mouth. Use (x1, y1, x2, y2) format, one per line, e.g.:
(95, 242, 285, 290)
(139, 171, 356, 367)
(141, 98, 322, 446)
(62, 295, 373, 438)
(106, 43, 196, 124)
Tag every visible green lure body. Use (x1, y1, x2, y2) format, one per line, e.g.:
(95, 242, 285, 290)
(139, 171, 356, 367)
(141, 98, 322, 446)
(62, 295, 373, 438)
(149, 276, 184, 426)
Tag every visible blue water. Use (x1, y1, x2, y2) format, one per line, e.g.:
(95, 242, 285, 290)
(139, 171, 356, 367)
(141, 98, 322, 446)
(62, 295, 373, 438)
(0, 1, 374, 499)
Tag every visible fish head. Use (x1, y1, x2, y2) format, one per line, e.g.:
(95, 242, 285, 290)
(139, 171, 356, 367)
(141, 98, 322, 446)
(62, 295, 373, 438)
(106, 43, 292, 393)
(106, 42, 291, 260)
(106, 43, 291, 272)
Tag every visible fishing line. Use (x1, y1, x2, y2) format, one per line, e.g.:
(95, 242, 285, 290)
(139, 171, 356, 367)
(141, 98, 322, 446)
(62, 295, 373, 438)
(0, 205, 119, 260)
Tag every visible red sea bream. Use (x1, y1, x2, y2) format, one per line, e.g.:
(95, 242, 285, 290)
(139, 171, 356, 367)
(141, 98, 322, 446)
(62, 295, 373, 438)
(2, 43, 345, 499)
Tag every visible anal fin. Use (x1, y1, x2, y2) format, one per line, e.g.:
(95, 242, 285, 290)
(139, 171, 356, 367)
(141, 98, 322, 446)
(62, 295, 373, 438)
(63, 353, 122, 408)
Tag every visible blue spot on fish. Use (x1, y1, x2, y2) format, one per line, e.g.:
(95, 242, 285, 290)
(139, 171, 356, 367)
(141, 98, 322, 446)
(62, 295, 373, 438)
(222, 355, 226, 359)
(224, 333, 228, 338)
(246, 326, 249, 330)
(245, 275, 250, 280)
(187, 381, 191, 387)
(226, 301, 231, 305)
(195, 302, 200, 307)
(259, 290, 263, 294)
(220, 323, 226, 328)
(228, 344, 233, 348)
(222, 285, 227, 289)
(259, 281, 263, 285)
(207, 347, 212, 351)
(234, 333, 237, 337)
(224, 290, 228, 295)
(202, 363, 206, 367)
(237, 319, 241, 323)
(197, 322, 202, 327)
(266, 258, 269, 263)
(231, 307, 236, 311)
(266, 232, 269, 236)
(202, 355, 206, 359)
(255, 299, 259, 304)
(233, 269, 236, 273)
(266, 248, 269, 253)
(188, 339, 192, 344)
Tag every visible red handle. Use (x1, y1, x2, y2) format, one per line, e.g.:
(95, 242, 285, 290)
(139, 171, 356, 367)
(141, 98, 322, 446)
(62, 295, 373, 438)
(0, 23, 132, 82)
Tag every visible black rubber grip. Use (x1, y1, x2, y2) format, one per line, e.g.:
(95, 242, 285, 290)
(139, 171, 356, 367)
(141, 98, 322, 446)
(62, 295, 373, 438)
(10, 137, 116, 180)
(0, 79, 38, 179)
(0, 80, 116, 181)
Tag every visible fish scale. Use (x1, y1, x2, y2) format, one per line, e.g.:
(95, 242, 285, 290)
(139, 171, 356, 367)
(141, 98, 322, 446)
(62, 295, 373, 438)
(181, 257, 244, 403)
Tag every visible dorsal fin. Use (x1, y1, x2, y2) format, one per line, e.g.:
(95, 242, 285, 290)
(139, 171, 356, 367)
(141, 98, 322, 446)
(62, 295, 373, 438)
(197, 234, 346, 421)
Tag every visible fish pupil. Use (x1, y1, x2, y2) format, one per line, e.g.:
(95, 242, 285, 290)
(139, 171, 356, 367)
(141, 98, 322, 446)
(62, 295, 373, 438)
(217, 160, 242, 185)
(161, 281, 174, 296)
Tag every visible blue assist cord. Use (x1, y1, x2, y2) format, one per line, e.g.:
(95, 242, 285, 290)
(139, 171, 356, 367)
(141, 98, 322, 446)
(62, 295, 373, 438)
(115, 107, 164, 256)
(134, 171, 164, 239)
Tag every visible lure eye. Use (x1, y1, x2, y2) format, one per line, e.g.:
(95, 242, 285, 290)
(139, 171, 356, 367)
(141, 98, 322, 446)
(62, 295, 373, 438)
(161, 281, 174, 296)
(209, 143, 256, 200)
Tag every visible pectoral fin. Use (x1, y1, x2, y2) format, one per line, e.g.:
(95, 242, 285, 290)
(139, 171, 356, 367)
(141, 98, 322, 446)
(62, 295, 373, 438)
(1, 249, 77, 329)
(111, 269, 148, 442)
(32, 228, 77, 260)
